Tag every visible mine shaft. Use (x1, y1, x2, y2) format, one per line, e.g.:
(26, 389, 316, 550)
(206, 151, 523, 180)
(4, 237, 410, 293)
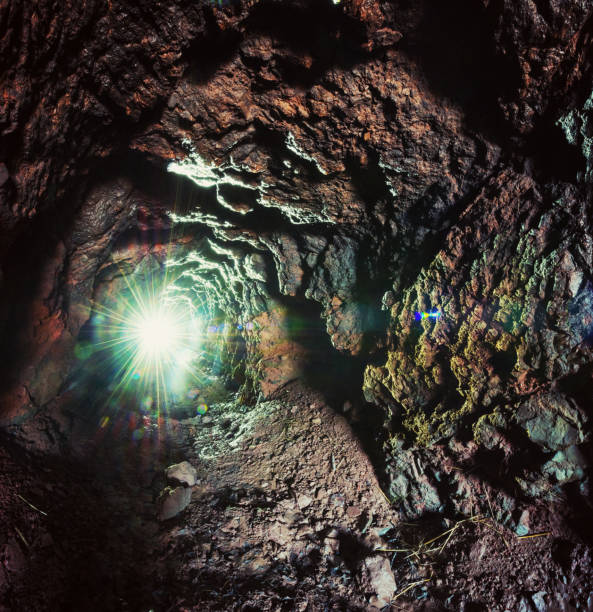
(1, 1, 593, 610)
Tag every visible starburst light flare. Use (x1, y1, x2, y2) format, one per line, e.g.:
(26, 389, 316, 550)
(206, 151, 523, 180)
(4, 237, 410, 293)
(90, 272, 207, 412)
(128, 306, 184, 362)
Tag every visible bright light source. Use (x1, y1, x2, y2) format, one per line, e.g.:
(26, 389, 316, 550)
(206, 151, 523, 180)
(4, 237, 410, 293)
(86, 259, 214, 413)
(120, 299, 198, 376)
(131, 309, 182, 360)
(94, 293, 203, 409)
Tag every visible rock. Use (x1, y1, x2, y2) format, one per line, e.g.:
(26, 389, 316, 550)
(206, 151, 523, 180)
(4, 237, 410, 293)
(516, 393, 585, 452)
(517, 597, 533, 612)
(4, 538, 26, 574)
(157, 486, 192, 521)
(531, 591, 547, 612)
(297, 494, 313, 510)
(363, 554, 396, 609)
(515, 509, 530, 536)
(323, 535, 340, 556)
(346, 505, 362, 518)
(165, 461, 198, 487)
(241, 550, 269, 574)
(542, 446, 587, 484)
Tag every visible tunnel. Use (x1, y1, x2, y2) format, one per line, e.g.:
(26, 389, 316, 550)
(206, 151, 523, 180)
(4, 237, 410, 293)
(1, 0, 593, 610)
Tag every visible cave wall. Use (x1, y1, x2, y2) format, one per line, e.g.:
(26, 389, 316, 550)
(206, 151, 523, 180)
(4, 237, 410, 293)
(1, 0, 593, 515)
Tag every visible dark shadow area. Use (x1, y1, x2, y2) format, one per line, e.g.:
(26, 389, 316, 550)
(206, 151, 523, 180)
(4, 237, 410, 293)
(243, 0, 367, 88)
(186, 0, 369, 93)
(0, 187, 84, 416)
(337, 529, 375, 572)
(345, 152, 393, 216)
(523, 112, 585, 183)
(272, 293, 390, 474)
(186, 13, 243, 85)
(397, 0, 517, 143)
(0, 427, 171, 611)
(274, 293, 369, 408)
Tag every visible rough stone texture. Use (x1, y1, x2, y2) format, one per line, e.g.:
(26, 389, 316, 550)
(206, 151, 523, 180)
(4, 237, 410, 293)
(486, 0, 593, 134)
(1, 0, 593, 525)
(364, 170, 592, 442)
(558, 88, 593, 182)
(247, 305, 309, 400)
(2, 386, 593, 610)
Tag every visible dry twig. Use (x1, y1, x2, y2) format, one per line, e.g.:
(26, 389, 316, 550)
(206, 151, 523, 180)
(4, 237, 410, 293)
(376, 485, 392, 506)
(14, 527, 29, 547)
(391, 578, 430, 601)
(517, 531, 551, 540)
(474, 517, 511, 550)
(17, 494, 48, 516)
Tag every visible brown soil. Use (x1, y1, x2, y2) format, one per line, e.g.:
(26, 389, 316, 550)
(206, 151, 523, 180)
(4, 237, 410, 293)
(1, 383, 592, 611)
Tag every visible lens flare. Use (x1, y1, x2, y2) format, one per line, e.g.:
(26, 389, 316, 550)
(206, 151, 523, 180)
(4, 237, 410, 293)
(87, 274, 207, 413)
(414, 310, 441, 321)
(110, 294, 202, 407)
(114, 294, 198, 378)
(76, 244, 230, 421)
(129, 308, 183, 361)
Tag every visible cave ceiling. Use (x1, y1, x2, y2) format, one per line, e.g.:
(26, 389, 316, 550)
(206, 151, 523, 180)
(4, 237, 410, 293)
(1, 0, 593, 505)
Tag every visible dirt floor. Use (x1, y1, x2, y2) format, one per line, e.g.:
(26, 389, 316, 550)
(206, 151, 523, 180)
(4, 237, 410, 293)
(1, 382, 593, 611)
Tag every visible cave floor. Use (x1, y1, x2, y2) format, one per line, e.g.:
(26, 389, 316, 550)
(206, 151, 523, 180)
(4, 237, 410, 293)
(1, 383, 592, 611)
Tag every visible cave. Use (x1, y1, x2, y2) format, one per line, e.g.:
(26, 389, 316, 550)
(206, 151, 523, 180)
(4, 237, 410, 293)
(1, 1, 593, 610)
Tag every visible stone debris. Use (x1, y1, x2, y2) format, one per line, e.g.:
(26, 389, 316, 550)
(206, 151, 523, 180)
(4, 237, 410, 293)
(157, 486, 192, 521)
(363, 554, 397, 609)
(296, 494, 313, 510)
(165, 461, 197, 487)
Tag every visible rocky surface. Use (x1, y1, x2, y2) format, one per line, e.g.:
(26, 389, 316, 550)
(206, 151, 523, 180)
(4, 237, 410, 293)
(158, 486, 193, 521)
(1, 384, 593, 610)
(1, 0, 593, 608)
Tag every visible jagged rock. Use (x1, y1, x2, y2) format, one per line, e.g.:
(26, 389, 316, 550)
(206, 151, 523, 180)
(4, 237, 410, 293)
(296, 494, 313, 510)
(531, 591, 548, 612)
(165, 461, 198, 488)
(1, 0, 593, 545)
(516, 393, 587, 452)
(515, 509, 531, 536)
(558, 89, 593, 182)
(542, 446, 588, 485)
